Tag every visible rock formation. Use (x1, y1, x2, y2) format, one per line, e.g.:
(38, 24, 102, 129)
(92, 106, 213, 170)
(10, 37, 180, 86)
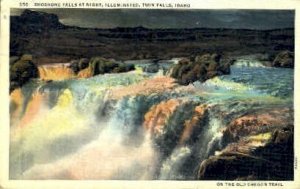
(198, 125, 293, 180)
(272, 50, 294, 68)
(170, 54, 232, 85)
(10, 54, 39, 93)
(10, 9, 64, 35)
(69, 57, 135, 76)
(197, 108, 294, 180)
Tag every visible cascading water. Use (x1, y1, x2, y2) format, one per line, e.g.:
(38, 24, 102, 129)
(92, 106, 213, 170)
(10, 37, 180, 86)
(38, 64, 76, 80)
(9, 57, 294, 180)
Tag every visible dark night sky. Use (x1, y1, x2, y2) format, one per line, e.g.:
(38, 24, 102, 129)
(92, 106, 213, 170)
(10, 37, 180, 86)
(11, 9, 294, 30)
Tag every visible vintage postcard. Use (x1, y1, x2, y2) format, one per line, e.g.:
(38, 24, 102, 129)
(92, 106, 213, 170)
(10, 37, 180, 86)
(0, 0, 299, 188)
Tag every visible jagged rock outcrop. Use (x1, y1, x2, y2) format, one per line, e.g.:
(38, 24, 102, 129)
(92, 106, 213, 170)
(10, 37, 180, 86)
(10, 54, 39, 93)
(170, 54, 232, 85)
(197, 123, 293, 180)
(272, 50, 294, 68)
(221, 107, 293, 144)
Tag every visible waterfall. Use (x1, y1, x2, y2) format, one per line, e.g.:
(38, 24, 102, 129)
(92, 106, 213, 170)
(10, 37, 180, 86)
(159, 146, 191, 179)
(232, 59, 266, 68)
(38, 64, 75, 80)
(9, 58, 294, 180)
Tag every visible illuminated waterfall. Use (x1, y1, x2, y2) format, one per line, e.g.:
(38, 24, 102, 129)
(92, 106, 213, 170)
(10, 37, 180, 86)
(38, 64, 76, 80)
(9, 58, 294, 180)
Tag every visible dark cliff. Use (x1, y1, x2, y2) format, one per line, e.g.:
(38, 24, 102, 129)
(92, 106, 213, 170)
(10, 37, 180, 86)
(11, 9, 65, 35)
(10, 10, 294, 64)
